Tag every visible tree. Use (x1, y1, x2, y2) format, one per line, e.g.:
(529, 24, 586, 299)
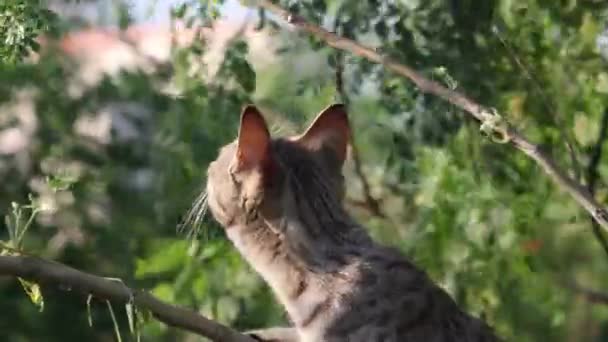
(1, 1, 608, 341)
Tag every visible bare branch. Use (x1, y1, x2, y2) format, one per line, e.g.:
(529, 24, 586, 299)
(0, 255, 255, 342)
(256, 0, 608, 232)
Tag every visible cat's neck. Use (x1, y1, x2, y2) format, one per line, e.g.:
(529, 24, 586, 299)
(226, 216, 370, 327)
(226, 223, 321, 327)
(227, 216, 365, 283)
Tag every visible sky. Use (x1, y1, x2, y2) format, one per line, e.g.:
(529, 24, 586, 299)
(50, 0, 252, 27)
(131, 0, 251, 23)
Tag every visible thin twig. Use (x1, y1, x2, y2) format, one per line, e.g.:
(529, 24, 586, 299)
(349, 147, 385, 219)
(586, 109, 608, 259)
(493, 27, 582, 181)
(495, 27, 608, 258)
(562, 279, 608, 305)
(0, 255, 255, 342)
(256, 0, 608, 232)
(334, 49, 385, 219)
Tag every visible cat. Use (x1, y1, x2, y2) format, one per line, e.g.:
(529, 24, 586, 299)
(202, 103, 499, 342)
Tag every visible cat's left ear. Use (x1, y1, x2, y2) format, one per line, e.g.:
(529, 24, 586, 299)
(233, 105, 272, 172)
(295, 104, 350, 166)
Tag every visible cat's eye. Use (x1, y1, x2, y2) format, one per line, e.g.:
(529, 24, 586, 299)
(228, 163, 238, 184)
(244, 206, 259, 224)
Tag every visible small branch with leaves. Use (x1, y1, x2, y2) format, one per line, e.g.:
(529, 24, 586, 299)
(586, 109, 608, 259)
(333, 48, 385, 219)
(0, 254, 256, 342)
(255, 0, 608, 232)
(562, 279, 608, 305)
(1, 190, 254, 342)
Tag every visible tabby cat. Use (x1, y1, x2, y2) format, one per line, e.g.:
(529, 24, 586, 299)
(203, 104, 499, 342)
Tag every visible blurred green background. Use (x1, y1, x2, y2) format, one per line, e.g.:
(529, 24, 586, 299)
(1, 0, 608, 341)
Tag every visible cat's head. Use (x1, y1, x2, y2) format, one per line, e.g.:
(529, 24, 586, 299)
(205, 104, 350, 231)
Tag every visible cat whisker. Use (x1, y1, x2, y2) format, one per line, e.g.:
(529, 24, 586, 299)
(178, 190, 210, 240)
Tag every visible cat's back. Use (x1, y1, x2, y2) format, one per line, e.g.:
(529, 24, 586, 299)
(322, 245, 499, 342)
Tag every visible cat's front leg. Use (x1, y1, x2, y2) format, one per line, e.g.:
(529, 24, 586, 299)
(245, 326, 299, 342)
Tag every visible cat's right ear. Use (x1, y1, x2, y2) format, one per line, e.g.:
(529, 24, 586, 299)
(295, 104, 350, 165)
(233, 105, 272, 172)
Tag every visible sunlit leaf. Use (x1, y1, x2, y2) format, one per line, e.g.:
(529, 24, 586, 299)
(18, 278, 44, 312)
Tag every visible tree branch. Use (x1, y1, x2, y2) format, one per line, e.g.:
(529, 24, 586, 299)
(562, 280, 608, 305)
(493, 27, 582, 182)
(333, 48, 385, 219)
(586, 109, 608, 259)
(256, 0, 608, 232)
(0, 255, 255, 342)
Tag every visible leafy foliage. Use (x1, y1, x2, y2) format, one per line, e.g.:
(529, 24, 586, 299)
(1, 0, 608, 341)
(0, 0, 58, 63)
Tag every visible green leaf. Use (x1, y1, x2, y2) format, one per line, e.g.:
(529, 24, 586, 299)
(151, 283, 175, 303)
(135, 239, 189, 278)
(171, 3, 187, 19)
(573, 113, 598, 147)
(18, 278, 44, 312)
(235, 60, 255, 93)
(596, 72, 608, 94)
(46, 174, 77, 192)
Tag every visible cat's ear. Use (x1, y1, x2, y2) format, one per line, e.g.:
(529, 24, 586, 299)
(296, 104, 350, 165)
(234, 105, 272, 171)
